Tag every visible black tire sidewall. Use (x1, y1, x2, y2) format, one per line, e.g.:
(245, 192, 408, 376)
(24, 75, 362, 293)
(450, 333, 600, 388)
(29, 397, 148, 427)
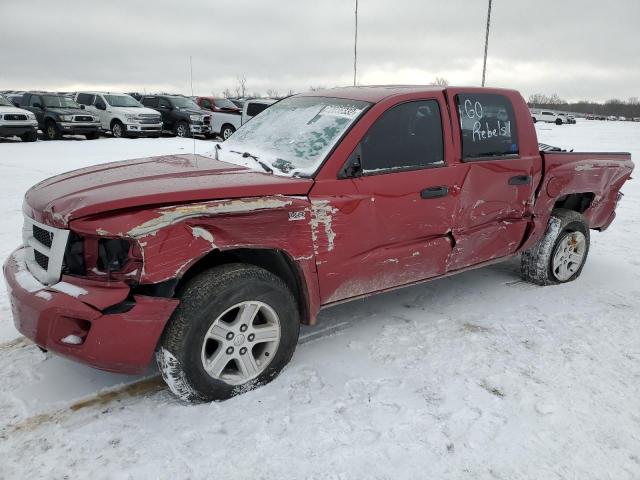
(175, 121, 189, 137)
(548, 220, 590, 283)
(112, 120, 124, 138)
(166, 268, 299, 401)
(221, 125, 235, 139)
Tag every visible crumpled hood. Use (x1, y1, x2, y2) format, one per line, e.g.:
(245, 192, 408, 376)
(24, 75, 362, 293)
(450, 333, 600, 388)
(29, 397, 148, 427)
(24, 154, 313, 227)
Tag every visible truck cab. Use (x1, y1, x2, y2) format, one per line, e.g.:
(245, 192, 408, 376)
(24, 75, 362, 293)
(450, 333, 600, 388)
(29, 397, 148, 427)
(75, 92, 163, 138)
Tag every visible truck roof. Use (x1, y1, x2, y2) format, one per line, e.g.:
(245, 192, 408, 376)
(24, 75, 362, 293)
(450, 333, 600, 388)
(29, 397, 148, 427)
(298, 85, 517, 103)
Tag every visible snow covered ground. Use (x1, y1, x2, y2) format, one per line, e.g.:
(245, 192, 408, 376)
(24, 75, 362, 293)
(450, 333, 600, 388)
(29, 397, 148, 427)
(1, 122, 639, 479)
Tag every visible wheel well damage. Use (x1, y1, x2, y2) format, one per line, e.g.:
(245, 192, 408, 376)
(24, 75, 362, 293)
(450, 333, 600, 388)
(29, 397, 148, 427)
(553, 192, 594, 214)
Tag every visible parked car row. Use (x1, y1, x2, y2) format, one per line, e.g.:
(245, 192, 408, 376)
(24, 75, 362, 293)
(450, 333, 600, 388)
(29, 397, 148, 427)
(0, 90, 278, 142)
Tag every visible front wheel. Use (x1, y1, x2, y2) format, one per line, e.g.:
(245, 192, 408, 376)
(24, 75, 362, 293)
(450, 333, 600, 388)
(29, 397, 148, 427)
(21, 131, 38, 142)
(555, 118, 563, 125)
(521, 209, 590, 286)
(157, 264, 300, 402)
(45, 121, 61, 140)
(174, 121, 190, 137)
(111, 120, 126, 138)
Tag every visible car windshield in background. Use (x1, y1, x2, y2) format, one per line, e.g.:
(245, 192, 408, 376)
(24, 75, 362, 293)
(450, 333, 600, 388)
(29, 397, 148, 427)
(169, 96, 200, 109)
(222, 96, 370, 177)
(214, 98, 238, 109)
(0, 96, 11, 107)
(42, 95, 80, 108)
(105, 94, 141, 107)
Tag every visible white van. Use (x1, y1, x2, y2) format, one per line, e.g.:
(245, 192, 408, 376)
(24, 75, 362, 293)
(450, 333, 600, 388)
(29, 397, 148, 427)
(75, 92, 163, 138)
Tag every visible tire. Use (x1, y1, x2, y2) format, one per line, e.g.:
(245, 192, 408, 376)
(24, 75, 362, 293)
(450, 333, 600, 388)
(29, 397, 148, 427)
(174, 121, 190, 137)
(111, 120, 126, 138)
(220, 124, 235, 140)
(20, 131, 38, 142)
(86, 132, 100, 140)
(555, 118, 563, 125)
(521, 209, 590, 286)
(157, 264, 300, 402)
(45, 121, 61, 140)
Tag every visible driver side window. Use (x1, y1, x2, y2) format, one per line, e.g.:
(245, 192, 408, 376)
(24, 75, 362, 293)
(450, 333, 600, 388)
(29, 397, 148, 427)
(159, 98, 171, 109)
(361, 100, 444, 174)
(29, 95, 42, 107)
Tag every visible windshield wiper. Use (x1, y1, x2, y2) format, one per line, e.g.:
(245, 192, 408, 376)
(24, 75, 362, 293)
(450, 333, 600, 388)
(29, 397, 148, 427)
(229, 149, 273, 174)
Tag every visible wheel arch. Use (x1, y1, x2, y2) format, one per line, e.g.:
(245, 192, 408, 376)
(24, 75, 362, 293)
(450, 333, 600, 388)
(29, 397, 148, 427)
(175, 247, 312, 325)
(553, 192, 595, 214)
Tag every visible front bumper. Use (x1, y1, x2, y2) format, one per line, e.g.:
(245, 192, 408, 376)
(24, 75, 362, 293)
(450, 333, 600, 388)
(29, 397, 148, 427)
(3, 247, 179, 374)
(59, 122, 101, 135)
(190, 124, 211, 134)
(0, 123, 38, 137)
(126, 122, 163, 136)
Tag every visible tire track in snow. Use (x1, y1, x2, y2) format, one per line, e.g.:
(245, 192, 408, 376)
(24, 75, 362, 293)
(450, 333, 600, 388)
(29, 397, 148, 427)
(1, 320, 354, 434)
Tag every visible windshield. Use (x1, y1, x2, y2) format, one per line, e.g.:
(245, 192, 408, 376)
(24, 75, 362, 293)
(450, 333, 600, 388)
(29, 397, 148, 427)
(0, 95, 11, 107)
(214, 98, 238, 109)
(104, 94, 141, 108)
(169, 96, 199, 109)
(42, 95, 81, 108)
(221, 96, 370, 177)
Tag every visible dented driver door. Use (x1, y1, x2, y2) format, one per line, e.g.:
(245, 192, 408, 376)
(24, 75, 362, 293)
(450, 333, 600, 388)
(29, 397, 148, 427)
(310, 97, 465, 305)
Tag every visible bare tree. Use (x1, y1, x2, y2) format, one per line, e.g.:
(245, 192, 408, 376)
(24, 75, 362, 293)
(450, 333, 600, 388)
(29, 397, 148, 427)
(266, 88, 279, 99)
(430, 77, 449, 86)
(236, 75, 247, 98)
(222, 87, 233, 98)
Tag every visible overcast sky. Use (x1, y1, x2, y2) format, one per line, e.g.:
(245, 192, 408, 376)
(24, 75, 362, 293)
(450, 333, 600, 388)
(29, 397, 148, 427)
(1, 0, 638, 102)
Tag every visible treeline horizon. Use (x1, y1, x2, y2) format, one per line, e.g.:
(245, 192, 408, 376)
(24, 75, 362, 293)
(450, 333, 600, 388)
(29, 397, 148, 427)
(527, 93, 640, 118)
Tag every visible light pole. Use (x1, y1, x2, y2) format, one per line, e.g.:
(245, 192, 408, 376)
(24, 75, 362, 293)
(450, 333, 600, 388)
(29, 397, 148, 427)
(353, 0, 358, 86)
(481, 0, 492, 87)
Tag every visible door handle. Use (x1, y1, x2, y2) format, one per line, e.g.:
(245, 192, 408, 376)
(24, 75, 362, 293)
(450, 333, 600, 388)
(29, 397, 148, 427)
(508, 175, 532, 186)
(420, 186, 449, 199)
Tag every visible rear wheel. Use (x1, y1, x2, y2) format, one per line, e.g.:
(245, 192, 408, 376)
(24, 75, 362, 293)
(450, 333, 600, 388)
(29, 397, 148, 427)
(555, 118, 563, 125)
(220, 124, 235, 140)
(521, 209, 590, 285)
(157, 264, 300, 402)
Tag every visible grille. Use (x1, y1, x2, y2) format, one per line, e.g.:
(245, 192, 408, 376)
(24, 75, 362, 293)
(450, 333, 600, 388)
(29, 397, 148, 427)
(139, 115, 161, 124)
(23, 216, 70, 285)
(34, 250, 49, 270)
(74, 115, 93, 122)
(4, 114, 28, 121)
(33, 225, 53, 248)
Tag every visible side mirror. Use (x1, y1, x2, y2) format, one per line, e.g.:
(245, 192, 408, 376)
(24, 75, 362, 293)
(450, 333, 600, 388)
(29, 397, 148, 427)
(95, 102, 106, 110)
(33, 102, 42, 109)
(80, 104, 86, 110)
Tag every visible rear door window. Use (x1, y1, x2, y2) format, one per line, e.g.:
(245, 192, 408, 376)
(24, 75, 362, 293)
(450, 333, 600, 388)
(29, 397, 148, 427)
(142, 97, 159, 108)
(456, 93, 519, 160)
(76, 93, 95, 105)
(247, 102, 270, 117)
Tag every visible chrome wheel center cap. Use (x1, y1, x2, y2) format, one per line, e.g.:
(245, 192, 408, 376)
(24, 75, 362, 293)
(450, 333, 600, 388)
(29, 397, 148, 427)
(233, 334, 245, 346)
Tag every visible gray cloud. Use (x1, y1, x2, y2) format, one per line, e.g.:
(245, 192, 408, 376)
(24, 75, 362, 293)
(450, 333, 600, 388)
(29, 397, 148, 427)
(0, 0, 638, 101)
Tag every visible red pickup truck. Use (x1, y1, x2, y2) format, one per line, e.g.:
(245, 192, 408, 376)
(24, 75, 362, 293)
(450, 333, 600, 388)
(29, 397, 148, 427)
(4, 86, 633, 402)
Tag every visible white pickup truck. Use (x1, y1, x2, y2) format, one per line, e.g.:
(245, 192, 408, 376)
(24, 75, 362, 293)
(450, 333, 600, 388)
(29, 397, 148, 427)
(75, 92, 163, 138)
(0, 94, 38, 142)
(530, 109, 563, 125)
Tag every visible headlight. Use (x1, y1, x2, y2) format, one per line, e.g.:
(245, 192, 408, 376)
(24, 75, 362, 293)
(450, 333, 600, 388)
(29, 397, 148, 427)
(98, 238, 131, 272)
(125, 113, 138, 121)
(60, 114, 74, 121)
(27, 112, 36, 120)
(189, 114, 202, 121)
